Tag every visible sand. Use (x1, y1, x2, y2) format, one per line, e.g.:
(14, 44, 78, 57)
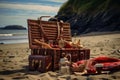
(0, 33, 120, 80)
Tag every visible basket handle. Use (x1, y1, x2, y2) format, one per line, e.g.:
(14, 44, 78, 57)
(39, 16, 51, 21)
(40, 16, 58, 21)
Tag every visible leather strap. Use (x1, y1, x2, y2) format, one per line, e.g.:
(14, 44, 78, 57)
(57, 22, 60, 39)
(57, 20, 64, 40)
(38, 16, 50, 41)
(38, 23, 48, 41)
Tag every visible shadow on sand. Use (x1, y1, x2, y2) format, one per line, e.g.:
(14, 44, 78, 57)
(0, 66, 29, 75)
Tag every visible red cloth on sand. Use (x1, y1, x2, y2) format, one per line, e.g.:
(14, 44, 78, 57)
(72, 56, 120, 74)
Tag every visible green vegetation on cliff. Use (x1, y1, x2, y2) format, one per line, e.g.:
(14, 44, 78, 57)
(59, 0, 120, 15)
(56, 0, 120, 35)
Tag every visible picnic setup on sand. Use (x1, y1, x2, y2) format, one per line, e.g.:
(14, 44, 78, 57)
(27, 16, 120, 75)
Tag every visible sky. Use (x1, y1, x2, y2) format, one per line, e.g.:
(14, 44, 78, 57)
(0, 0, 67, 28)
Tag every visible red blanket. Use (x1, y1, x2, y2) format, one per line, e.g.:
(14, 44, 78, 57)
(72, 56, 120, 74)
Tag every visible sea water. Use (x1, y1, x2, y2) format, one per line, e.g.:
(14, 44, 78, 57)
(0, 29, 28, 44)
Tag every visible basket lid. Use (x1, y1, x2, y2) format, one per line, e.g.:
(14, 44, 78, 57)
(27, 17, 72, 49)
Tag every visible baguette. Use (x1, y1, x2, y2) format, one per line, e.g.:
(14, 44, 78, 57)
(34, 39, 53, 49)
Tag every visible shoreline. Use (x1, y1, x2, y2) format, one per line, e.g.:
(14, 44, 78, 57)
(0, 31, 120, 45)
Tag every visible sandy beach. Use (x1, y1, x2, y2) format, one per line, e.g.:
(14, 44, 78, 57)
(0, 33, 120, 80)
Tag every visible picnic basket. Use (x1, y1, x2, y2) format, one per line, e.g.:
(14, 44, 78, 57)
(27, 16, 90, 71)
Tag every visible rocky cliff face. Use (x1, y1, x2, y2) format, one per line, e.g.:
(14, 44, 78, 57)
(53, 0, 120, 35)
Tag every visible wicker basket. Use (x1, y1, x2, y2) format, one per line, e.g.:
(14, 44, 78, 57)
(27, 16, 90, 71)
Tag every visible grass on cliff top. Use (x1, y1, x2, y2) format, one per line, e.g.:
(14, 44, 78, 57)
(59, 0, 120, 15)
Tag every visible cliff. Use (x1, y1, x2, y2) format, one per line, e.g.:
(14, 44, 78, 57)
(53, 0, 120, 35)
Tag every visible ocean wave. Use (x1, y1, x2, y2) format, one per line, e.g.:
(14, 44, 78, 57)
(0, 33, 28, 37)
(0, 34, 13, 36)
(0, 39, 28, 44)
(0, 35, 28, 40)
(13, 33, 28, 36)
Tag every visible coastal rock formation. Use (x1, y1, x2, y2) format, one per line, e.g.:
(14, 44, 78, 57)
(0, 25, 26, 30)
(52, 0, 120, 35)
